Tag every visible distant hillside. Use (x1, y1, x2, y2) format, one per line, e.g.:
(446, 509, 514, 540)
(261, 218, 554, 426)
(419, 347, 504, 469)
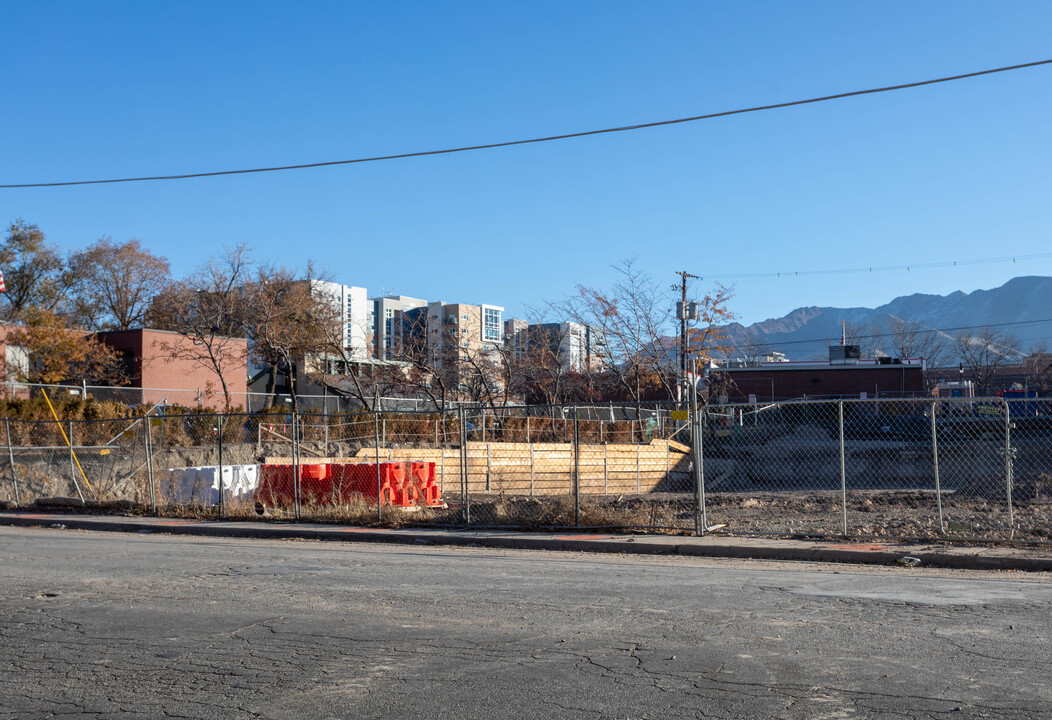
(715, 276, 1052, 363)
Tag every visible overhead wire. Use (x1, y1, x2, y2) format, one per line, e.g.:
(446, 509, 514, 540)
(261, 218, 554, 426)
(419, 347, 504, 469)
(2, 58, 1051, 189)
(719, 316, 1052, 353)
(708, 253, 1052, 280)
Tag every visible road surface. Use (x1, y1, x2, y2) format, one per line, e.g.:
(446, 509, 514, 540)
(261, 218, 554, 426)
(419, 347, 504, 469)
(2, 526, 1051, 719)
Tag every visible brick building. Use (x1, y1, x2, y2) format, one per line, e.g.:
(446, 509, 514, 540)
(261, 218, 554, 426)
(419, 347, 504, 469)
(96, 329, 248, 409)
(710, 346, 925, 402)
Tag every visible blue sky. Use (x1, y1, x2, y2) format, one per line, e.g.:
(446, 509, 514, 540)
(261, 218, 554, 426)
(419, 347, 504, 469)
(2, 2, 1051, 327)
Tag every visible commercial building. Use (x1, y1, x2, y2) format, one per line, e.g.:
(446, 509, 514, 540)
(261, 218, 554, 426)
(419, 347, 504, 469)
(710, 345, 925, 402)
(96, 329, 249, 409)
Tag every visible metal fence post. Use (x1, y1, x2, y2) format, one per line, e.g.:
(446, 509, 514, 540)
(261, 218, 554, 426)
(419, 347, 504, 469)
(460, 406, 470, 525)
(69, 421, 78, 500)
(839, 401, 848, 536)
(573, 413, 580, 527)
(529, 441, 535, 496)
(1005, 399, 1014, 540)
(217, 415, 224, 518)
(324, 418, 329, 458)
(6, 418, 20, 507)
(486, 442, 491, 492)
(665, 440, 670, 491)
(636, 444, 640, 493)
(690, 363, 706, 535)
(604, 443, 608, 494)
(292, 412, 301, 520)
(374, 410, 382, 523)
(145, 417, 156, 514)
(931, 401, 945, 535)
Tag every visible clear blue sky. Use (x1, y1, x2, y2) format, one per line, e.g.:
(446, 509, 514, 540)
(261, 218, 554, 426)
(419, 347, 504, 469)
(2, 2, 1051, 326)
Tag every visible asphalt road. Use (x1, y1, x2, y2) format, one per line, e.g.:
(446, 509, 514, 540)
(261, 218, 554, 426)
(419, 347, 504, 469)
(2, 527, 1051, 719)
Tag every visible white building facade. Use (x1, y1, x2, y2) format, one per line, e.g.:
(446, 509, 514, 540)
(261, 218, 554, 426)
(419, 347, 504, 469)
(311, 280, 370, 360)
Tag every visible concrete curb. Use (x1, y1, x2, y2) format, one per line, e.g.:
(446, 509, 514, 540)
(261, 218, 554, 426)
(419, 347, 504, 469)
(2, 511, 1051, 572)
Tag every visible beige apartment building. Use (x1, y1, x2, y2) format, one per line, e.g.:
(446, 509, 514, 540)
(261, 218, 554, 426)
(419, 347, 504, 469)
(423, 301, 505, 369)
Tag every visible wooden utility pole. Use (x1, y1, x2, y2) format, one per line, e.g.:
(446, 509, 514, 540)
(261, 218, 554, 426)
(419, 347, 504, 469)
(675, 271, 699, 404)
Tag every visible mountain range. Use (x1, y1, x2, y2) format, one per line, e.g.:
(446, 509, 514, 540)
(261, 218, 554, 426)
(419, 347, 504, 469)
(716, 276, 1052, 364)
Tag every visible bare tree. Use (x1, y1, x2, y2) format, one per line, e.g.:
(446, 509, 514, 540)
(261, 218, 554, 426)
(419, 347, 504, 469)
(244, 265, 335, 413)
(568, 259, 734, 401)
(386, 310, 460, 410)
(842, 320, 878, 358)
(307, 290, 377, 411)
(883, 317, 949, 367)
(67, 237, 171, 331)
(740, 331, 770, 366)
(954, 326, 1020, 396)
(0, 219, 70, 321)
(1022, 342, 1052, 393)
(514, 323, 572, 405)
(148, 245, 252, 410)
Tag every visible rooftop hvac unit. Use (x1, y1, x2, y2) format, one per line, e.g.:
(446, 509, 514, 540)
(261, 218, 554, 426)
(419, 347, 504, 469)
(829, 345, 861, 364)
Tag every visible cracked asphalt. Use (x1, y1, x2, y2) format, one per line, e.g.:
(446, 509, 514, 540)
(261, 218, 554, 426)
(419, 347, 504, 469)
(2, 526, 1051, 719)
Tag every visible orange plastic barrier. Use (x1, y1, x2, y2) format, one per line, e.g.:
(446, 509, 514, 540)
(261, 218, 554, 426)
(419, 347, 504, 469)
(409, 461, 441, 506)
(256, 461, 442, 509)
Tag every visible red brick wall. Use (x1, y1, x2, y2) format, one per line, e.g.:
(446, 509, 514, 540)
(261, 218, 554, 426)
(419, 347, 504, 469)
(98, 329, 248, 409)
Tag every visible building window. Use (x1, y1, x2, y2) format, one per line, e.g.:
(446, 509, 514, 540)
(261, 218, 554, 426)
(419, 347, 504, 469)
(483, 308, 502, 342)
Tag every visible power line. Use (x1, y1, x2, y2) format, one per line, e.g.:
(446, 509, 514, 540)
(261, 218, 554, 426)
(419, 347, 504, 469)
(709, 253, 1052, 280)
(725, 316, 1052, 353)
(3, 58, 1051, 189)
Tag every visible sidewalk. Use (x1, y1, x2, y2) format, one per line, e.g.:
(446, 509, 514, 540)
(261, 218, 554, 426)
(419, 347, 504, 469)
(2, 510, 1051, 572)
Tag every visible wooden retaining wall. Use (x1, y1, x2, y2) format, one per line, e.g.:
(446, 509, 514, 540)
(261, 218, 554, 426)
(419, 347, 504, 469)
(266, 439, 692, 496)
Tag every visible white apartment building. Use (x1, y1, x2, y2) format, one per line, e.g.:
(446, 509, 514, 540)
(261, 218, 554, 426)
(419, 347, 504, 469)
(311, 280, 370, 359)
(519, 321, 606, 373)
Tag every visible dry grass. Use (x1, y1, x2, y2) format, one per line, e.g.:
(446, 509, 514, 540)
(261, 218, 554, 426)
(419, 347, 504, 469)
(468, 492, 691, 532)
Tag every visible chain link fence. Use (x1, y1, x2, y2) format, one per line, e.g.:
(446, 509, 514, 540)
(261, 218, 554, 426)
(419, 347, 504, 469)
(3, 381, 515, 413)
(700, 397, 1052, 542)
(1, 398, 1049, 543)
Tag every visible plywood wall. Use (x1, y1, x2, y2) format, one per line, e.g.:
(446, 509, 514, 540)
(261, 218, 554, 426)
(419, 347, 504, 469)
(265, 439, 692, 496)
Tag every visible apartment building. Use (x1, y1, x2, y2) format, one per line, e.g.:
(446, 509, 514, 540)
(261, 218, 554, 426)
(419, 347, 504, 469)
(310, 280, 370, 359)
(508, 321, 606, 373)
(422, 301, 504, 368)
(370, 295, 427, 359)
(504, 318, 529, 358)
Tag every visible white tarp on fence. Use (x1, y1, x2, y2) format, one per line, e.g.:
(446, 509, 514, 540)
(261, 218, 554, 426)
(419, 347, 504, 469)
(161, 465, 259, 504)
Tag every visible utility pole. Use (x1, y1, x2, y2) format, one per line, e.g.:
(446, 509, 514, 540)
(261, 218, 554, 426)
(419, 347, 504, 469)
(675, 271, 699, 404)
